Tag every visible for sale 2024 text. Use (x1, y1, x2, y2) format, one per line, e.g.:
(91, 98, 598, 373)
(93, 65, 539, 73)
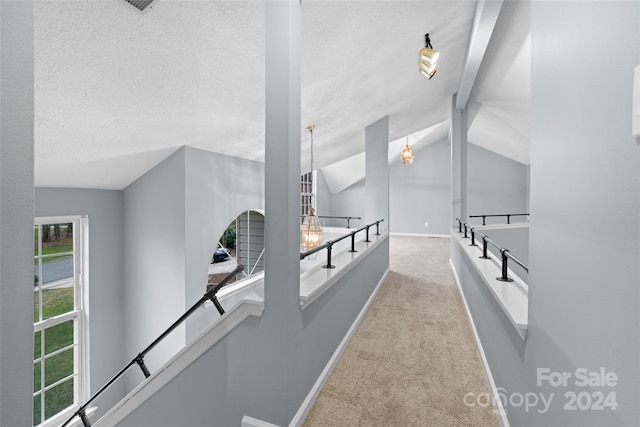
(537, 367, 618, 411)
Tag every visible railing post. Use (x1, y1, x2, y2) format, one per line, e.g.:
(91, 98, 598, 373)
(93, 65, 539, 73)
(134, 354, 151, 378)
(364, 225, 371, 243)
(457, 218, 462, 233)
(507, 214, 511, 224)
(349, 232, 357, 253)
(210, 296, 225, 315)
(347, 217, 351, 228)
(323, 243, 336, 269)
(375, 220, 381, 236)
(480, 236, 490, 259)
(469, 228, 477, 246)
(463, 223, 468, 238)
(496, 250, 514, 282)
(77, 408, 91, 427)
(482, 215, 486, 225)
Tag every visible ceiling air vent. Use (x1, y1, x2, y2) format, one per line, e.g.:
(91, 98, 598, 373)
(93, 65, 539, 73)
(124, 0, 155, 12)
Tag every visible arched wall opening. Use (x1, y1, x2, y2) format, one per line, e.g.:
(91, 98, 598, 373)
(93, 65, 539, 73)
(207, 209, 265, 292)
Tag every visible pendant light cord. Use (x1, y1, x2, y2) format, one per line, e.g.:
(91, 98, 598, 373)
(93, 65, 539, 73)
(306, 125, 315, 209)
(309, 126, 314, 173)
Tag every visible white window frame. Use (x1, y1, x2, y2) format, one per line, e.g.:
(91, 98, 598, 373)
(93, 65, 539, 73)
(300, 170, 317, 218)
(33, 215, 90, 427)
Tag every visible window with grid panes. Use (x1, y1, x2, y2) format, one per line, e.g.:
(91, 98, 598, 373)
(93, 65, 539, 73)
(33, 216, 88, 426)
(300, 171, 316, 219)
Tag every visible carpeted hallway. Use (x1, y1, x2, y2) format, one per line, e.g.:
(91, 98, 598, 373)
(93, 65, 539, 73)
(303, 235, 500, 427)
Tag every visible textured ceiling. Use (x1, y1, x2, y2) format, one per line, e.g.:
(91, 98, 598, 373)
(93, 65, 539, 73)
(34, 0, 530, 190)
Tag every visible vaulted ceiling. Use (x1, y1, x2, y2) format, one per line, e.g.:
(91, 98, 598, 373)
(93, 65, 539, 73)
(34, 0, 530, 191)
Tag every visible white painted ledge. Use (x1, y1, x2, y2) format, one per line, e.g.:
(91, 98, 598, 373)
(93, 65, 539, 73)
(452, 230, 528, 340)
(212, 272, 265, 312)
(93, 293, 264, 427)
(299, 231, 389, 310)
(43, 405, 98, 427)
(242, 415, 281, 427)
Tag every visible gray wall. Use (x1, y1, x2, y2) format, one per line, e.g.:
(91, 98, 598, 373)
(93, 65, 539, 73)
(365, 116, 390, 230)
(528, 2, 639, 425)
(326, 138, 526, 236)
(32, 147, 267, 408)
(0, 1, 35, 423)
(116, 238, 389, 427)
(35, 188, 126, 419)
(183, 147, 264, 341)
(123, 148, 187, 391)
(467, 143, 528, 223)
(122, 147, 266, 391)
(453, 2, 640, 426)
(320, 178, 366, 229)
(315, 170, 333, 224)
(451, 94, 468, 224)
(390, 139, 452, 235)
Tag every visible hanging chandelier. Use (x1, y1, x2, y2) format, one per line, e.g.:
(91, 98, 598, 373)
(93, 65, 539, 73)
(300, 125, 323, 251)
(419, 33, 439, 80)
(400, 136, 415, 165)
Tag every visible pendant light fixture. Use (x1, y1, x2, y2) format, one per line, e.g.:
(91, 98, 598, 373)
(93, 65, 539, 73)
(300, 125, 323, 251)
(400, 136, 415, 165)
(419, 33, 439, 80)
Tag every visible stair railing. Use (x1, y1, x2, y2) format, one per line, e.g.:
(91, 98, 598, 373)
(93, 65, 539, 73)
(469, 213, 529, 225)
(299, 215, 362, 228)
(300, 219, 384, 269)
(61, 264, 245, 427)
(456, 218, 528, 282)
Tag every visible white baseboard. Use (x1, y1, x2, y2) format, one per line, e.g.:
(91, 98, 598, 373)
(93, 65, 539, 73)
(289, 267, 391, 427)
(390, 232, 450, 238)
(449, 259, 510, 427)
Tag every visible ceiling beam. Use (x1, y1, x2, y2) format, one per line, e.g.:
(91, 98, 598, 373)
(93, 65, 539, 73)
(455, 0, 504, 110)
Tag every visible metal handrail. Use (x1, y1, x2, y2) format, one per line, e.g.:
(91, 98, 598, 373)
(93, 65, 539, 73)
(455, 218, 528, 282)
(469, 213, 529, 225)
(300, 214, 362, 228)
(503, 250, 528, 273)
(61, 264, 245, 427)
(300, 219, 384, 269)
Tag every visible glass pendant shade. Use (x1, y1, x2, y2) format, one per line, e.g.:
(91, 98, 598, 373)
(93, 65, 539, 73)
(301, 207, 323, 251)
(400, 143, 415, 165)
(419, 47, 439, 65)
(419, 60, 437, 79)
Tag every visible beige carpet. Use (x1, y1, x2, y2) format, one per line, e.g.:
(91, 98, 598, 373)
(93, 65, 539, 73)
(303, 235, 500, 427)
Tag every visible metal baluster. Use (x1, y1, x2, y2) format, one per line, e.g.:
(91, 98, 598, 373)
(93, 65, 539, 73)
(134, 354, 151, 378)
(323, 243, 336, 269)
(349, 232, 357, 253)
(480, 236, 490, 259)
(469, 229, 477, 246)
(497, 250, 514, 282)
